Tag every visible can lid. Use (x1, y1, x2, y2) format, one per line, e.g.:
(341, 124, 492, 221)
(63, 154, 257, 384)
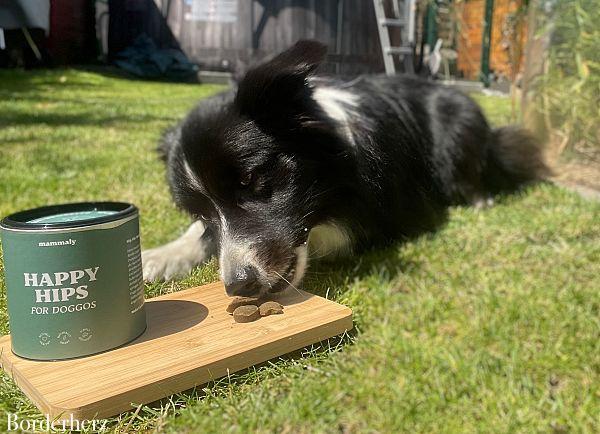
(0, 202, 138, 231)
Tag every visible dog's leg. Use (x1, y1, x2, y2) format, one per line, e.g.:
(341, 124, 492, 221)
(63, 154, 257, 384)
(472, 196, 495, 210)
(275, 223, 351, 291)
(142, 220, 216, 281)
(308, 223, 353, 260)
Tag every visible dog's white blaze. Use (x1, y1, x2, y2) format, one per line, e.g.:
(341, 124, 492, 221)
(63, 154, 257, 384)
(217, 212, 263, 284)
(173, 174, 259, 283)
(312, 86, 359, 146)
(308, 223, 352, 259)
(183, 160, 204, 192)
(292, 245, 308, 287)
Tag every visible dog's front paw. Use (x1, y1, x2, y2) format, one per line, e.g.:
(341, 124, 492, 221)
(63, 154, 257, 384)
(142, 245, 198, 281)
(142, 221, 213, 282)
(472, 196, 495, 210)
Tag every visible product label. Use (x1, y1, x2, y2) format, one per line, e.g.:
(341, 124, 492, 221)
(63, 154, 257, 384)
(25, 266, 100, 315)
(1, 217, 147, 360)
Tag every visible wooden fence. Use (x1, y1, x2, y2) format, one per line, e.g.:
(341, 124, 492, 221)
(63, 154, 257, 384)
(108, 0, 386, 75)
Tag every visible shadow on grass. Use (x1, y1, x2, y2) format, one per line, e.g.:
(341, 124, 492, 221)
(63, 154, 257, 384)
(74, 65, 203, 85)
(0, 111, 167, 128)
(302, 242, 423, 299)
(0, 70, 103, 93)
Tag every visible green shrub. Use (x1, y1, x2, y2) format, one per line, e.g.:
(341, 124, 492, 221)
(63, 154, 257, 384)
(537, 0, 599, 156)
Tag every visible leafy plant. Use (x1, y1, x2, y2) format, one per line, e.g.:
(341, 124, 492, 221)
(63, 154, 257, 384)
(535, 0, 599, 158)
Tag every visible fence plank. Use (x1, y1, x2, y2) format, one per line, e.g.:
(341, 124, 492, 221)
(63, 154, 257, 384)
(109, 0, 386, 74)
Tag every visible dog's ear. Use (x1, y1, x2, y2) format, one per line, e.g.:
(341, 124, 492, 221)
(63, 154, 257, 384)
(234, 40, 327, 123)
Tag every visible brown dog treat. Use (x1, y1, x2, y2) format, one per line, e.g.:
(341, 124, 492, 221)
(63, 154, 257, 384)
(259, 301, 284, 317)
(232, 305, 260, 323)
(226, 296, 262, 313)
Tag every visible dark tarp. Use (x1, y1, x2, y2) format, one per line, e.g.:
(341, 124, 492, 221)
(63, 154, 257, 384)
(114, 34, 198, 81)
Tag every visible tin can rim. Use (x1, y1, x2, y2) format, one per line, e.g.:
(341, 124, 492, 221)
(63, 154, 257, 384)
(0, 202, 138, 231)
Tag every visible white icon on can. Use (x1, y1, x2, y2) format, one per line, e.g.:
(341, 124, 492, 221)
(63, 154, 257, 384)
(78, 328, 92, 341)
(38, 333, 51, 346)
(57, 331, 71, 344)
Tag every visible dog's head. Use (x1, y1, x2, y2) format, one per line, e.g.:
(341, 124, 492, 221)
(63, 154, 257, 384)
(169, 40, 353, 297)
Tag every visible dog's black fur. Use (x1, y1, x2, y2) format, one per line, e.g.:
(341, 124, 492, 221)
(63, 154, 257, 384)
(152, 40, 548, 296)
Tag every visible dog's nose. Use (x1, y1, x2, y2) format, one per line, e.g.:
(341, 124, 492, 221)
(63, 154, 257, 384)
(224, 265, 259, 297)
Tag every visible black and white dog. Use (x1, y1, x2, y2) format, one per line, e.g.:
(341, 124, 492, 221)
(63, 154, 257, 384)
(142, 40, 547, 297)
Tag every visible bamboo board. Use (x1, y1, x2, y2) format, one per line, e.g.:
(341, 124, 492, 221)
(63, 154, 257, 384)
(0, 282, 352, 421)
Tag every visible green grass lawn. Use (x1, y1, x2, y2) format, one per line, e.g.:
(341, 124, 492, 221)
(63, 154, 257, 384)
(0, 69, 598, 433)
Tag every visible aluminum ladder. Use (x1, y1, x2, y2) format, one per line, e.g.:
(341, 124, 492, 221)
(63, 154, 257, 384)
(373, 0, 416, 74)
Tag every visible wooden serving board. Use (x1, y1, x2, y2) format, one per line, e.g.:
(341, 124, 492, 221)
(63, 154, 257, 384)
(0, 282, 352, 421)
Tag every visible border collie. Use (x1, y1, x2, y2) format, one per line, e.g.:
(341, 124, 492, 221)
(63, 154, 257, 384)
(142, 40, 548, 297)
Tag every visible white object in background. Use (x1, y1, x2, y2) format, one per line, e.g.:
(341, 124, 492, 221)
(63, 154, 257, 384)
(0, 28, 5, 50)
(427, 38, 443, 76)
(184, 0, 238, 23)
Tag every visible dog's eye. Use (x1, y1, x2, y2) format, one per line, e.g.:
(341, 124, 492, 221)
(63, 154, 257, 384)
(239, 172, 253, 187)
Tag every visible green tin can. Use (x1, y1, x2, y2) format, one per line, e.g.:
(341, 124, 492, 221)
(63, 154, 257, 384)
(0, 202, 147, 360)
